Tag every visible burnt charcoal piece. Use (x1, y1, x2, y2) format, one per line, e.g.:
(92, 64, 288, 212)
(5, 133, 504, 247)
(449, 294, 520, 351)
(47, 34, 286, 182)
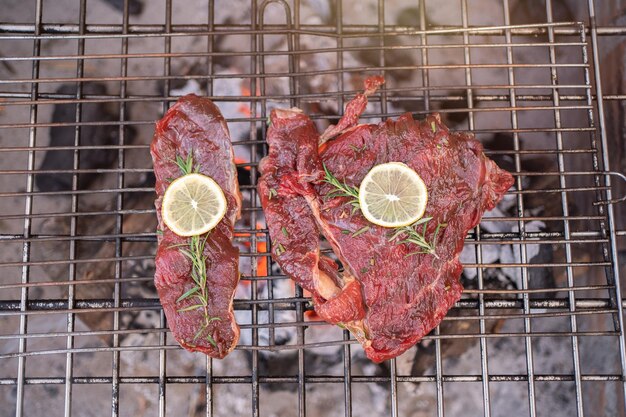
(528, 244, 555, 299)
(510, 0, 573, 26)
(36, 83, 128, 192)
(250, 350, 343, 392)
(102, 0, 143, 15)
(354, 35, 416, 82)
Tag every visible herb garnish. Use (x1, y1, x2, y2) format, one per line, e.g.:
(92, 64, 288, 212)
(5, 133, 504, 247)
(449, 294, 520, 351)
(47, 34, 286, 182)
(174, 153, 200, 175)
(173, 234, 221, 345)
(169, 153, 219, 346)
(324, 164, 445, 258)
(274, 242, 286, 256)
(349, 144, 367, 153)
(351, 225, 370, 237)
(322, 163, 360, 212)
(388, 217, 446, 258)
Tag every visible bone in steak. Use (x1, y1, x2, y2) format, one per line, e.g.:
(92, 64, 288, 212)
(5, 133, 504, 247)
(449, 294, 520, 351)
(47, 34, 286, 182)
(151, 95, 241, 358)
(259, 77, 514, 363)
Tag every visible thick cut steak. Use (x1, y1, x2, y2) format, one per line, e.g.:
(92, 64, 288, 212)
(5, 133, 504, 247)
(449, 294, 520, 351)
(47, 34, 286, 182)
(259, 78, 514, 362)
(151, 95, 241, 358)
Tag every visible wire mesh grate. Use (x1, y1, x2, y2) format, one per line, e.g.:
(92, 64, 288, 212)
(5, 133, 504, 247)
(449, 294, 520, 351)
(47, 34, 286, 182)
(0, 0, 625, 416)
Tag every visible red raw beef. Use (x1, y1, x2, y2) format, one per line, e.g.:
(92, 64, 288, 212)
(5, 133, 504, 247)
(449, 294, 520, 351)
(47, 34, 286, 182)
(259, 78, 514, 363)
(151, 95, 241, 358)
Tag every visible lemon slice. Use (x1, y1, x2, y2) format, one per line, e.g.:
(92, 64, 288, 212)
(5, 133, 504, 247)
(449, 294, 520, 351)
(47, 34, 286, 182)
(161, 173, 227, 237)
(358, 162, 428, 228)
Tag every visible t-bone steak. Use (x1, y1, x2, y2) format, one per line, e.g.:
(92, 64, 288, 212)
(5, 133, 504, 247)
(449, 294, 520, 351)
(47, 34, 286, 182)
(151, 95, 242, 358)
(258, 77, 514, 362)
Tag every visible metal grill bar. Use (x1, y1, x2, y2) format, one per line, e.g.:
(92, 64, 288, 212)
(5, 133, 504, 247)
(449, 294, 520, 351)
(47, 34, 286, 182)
(0, 373, 623, 385)
(586, 0, 626, 406)
(2, 21, 624, 37)
(1, 1, 625, 416)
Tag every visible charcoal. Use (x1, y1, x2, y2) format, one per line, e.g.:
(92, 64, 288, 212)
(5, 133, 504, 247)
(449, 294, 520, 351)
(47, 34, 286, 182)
(510, 0, 574, 26)
(101, 0, 143, 15)
(36, 83, 133, 192)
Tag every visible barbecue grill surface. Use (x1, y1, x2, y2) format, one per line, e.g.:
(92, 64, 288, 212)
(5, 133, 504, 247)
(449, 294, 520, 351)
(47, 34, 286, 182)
(0, 0, 625, 416)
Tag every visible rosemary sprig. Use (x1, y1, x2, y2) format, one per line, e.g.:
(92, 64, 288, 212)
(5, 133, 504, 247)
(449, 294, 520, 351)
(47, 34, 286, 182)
(174, 153, 200, 176)
(176, 234, 221, 346)
(322, 163, 360, 212)
(169, 153, 219, 347)
(388, 217, 446, 258)
(348, 144, 367, 153)
(351, 225, 370, 237)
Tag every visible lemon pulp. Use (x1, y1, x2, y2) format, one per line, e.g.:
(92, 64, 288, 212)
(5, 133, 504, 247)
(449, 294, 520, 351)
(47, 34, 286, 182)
(161, 173, 227, 237)
(358, 162, 428, 228)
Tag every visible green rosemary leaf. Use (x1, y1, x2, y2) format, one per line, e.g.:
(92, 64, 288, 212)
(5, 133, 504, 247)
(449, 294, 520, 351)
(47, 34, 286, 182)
(185, 153, 194, 173)
(404, 250, 429, 258)
(341, 229, 351, 235)
(389, 217, 444, 258)
(177, 303, 204, 313)
(175, 155, 187, 175)
(348, 144, 367, 153)
(177, 286, 201, 303)
(414, 216, 433, 226)
(197, 295, 208, 307)
(175, 153, 195, 175)
(268, 188, 278, 200)
(275, 242, 286, 256)
(431, 121, 437, 133)
(351, 225, 370, 237)
(179, 248, 196, 261)
(322, 163, 360, 209)
(193, 326, 204, 342)
(281, 227, 289, 237)
(167, 242, 189, 249)
(155, 229, 163, 236)
(206, 333, 217, 347)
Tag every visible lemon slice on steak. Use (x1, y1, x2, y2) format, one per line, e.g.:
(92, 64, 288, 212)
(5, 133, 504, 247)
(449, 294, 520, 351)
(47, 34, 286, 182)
(162, 173, 227, 237)
(358, 162, 428, 228)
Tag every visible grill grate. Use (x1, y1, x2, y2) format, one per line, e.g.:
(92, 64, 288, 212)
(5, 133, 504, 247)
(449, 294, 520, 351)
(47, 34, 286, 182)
(0, 0, 625, 416)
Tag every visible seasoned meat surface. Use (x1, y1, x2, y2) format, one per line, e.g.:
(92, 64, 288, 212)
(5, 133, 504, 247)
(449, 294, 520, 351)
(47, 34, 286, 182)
(151, 95, 241, 358)
(259, 78, 514, 362)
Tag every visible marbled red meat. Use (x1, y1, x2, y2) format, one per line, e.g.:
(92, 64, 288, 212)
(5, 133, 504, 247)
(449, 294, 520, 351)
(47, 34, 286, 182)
(259, 77, 514, 363)
(151, 95, 241, 358)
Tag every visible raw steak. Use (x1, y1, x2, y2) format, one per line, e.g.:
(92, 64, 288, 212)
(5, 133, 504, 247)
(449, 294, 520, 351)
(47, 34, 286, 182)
(259, 78, 514, 362)
(151, 95, 241, 358)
